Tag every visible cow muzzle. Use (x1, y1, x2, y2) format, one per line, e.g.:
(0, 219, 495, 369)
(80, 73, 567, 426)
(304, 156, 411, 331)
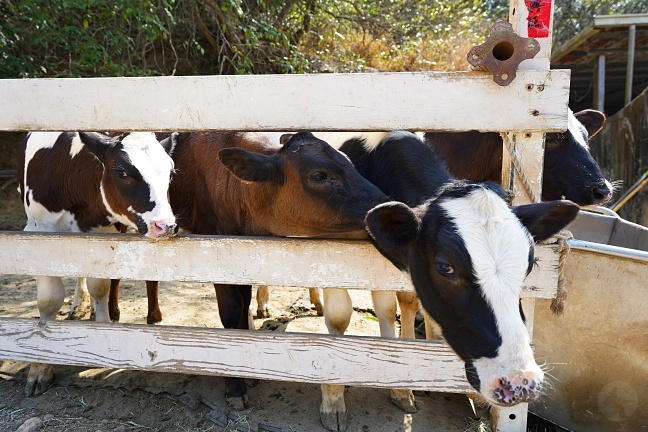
(146, 218, 178, 240)
(489, 369, 544, 406)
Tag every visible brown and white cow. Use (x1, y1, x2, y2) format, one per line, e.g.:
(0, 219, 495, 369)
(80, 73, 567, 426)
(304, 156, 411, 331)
(18, 131, 177, 396)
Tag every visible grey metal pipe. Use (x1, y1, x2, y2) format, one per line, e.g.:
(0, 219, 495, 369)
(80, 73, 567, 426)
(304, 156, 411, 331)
(626, 24, 636, 106)
(569, 239, 648, 263)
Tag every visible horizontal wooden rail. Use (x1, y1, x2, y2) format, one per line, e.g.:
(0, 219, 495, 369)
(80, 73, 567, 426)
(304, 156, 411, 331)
(0, 232, 560, 296)
(0, 318, 472, 393)
(0, 71, 570, 132)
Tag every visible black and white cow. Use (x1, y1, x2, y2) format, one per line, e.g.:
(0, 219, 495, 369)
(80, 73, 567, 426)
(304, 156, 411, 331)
(255, 110, 611, 318)
(424, 109, 612, 205)
(17, 131, 177, 396)
(316, 132, 578, 431)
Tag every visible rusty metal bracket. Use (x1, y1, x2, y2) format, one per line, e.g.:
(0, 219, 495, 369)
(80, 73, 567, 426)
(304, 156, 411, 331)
(467, 21, 540, 86)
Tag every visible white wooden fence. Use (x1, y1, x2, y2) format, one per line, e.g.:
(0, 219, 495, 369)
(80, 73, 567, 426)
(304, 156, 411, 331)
(0, 1, 566, 431)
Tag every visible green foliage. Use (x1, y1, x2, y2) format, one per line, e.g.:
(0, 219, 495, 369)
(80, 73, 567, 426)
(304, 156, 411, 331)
(0, 0, 173, 78)
(1, 0, 646, 78)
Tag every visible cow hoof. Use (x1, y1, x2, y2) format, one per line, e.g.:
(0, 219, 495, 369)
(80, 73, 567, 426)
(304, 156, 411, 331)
(109, 307, 120, 322)
(147, 312, 163, 325)
(25, 363, 54, 397)
(66, 306, 89, 320)
(225, 395, 249, 411)
(320, 411, 348, 432)
(244, 378, 260, 387)
(256, 308, 270, 319)
(390, 389, 421, 413)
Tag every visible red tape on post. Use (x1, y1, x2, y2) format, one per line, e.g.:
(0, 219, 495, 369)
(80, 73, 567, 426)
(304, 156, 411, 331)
(526, 0, 552, 38)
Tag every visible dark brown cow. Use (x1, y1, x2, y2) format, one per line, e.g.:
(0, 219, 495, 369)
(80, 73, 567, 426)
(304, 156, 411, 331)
(112, 131, 390, 408)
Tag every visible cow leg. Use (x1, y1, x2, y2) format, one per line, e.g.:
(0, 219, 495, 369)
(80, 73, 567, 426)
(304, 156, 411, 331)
(108, 279, 121, 322)
(309, 287, 324, 316)
(256, 285, 270, 318)
(67, 277, 91, 320)
(214, 284, 252, 410)
(146, 281, 163, 324)
(391, 291, 422, 413)
(26, 276, 65, 396)
(87, 278, 111, 323)
(320, 288, 352, 432)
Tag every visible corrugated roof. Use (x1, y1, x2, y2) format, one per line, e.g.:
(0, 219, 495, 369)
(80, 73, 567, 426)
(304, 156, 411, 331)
(551, 13, 648, 115)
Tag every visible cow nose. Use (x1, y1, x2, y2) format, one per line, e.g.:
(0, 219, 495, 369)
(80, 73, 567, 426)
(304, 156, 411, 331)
(493, 372, 543, 406)
(149, 220, 178, 239)
(591, 181, 612, 203)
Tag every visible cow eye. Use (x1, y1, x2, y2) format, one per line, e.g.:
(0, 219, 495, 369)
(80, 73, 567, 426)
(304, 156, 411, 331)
(437, 261, 455, 276)
(436, 253, 455, 277)
(115, 169, 129, 179)
(310, 171, 329, 182)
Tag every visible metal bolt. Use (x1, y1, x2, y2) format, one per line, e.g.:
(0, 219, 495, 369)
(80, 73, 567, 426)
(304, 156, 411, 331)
(537, 84, 545, 91)
(501, 73, 509, 81)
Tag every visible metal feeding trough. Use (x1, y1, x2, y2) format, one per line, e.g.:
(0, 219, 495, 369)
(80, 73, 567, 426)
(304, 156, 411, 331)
(468, 21, 540, 85)
(531, 208, 648, 431)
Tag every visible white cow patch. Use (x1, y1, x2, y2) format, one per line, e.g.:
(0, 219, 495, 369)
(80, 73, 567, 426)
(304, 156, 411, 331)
(115, 133, 176, 232)
(23, 190, 81, 233)
(440, 188, 541, 393)
(567, 109, 589, 149)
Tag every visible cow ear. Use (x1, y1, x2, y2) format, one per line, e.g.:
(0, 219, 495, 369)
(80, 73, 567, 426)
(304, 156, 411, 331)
(218, 148, 282, 183)
(365, 201, 421, 271)
(574, 109, 606, 138)
(279, 133, 294, 145)
(512, 200, 579, 242)
(79, 132, 115, 163)
(159, 132, 178, 155)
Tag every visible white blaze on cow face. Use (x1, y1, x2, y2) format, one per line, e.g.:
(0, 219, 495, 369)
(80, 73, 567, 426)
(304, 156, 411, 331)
(104, 132, 177, 239)
(440, 187, 543, 406)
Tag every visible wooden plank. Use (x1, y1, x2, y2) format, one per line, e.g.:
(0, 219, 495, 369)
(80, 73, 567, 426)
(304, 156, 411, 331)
(595, 54, 606, 111)
(0, 71, 570, 133)
(501, 132, 545, 206)
(0, 318, 473, 393)
(0, 232, 560, 297)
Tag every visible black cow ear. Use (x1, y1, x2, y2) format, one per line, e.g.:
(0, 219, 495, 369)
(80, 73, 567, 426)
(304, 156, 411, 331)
(365, 201, 421, 271)
(218, 148, 281, 183)
(574, 109, 606, 138)
(159, 132, 178, 155)
(512, 200, 579, 242)
(279, 133, 294, 145)
(79, 132, 115, 163)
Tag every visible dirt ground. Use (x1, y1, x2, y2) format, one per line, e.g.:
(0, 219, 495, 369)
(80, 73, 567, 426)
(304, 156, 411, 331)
(0, 170, 561, 432)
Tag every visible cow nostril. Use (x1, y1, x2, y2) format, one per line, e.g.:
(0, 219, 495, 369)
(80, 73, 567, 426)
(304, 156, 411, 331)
(592, 185, 611, 200)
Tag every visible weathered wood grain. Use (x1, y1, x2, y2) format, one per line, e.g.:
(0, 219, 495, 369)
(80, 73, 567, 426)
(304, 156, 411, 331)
(0, 232, 560, 297)
(0, 71, 570, 132)
(0, 318, 473, 393)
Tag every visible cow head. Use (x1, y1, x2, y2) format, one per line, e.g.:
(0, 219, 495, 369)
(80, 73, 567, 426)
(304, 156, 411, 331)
(543, 109, 612, 205)
(80, 132, 177, 239)
(218, 131, 389, 238)
(365, 183, 579, 406)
